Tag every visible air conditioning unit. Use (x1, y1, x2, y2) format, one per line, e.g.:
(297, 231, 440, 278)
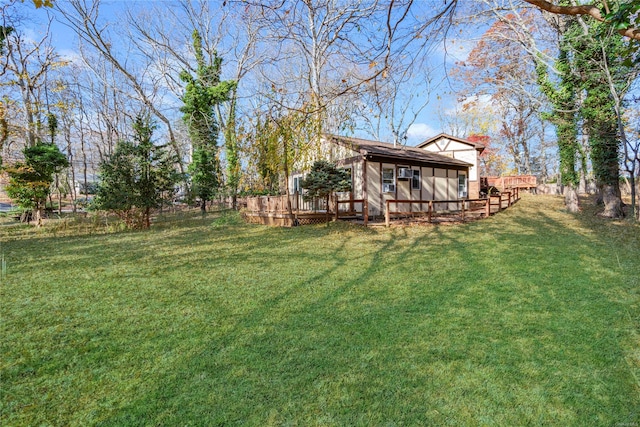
(397, 167, 412, 179)
(383, 183, 396, 193)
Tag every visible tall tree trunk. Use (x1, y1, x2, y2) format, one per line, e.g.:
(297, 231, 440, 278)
(56, 174, 62, 214)
(600, 184, 623, 218)
(145, 206, 151, 228)
(225, 95, 239, 210)
(564, 184, 580, 213)
(578, 168, 587, 194)
(325, 194, 330, 225)
(64, 121, 77, 213)
(282, 132, 293, 217)
(522, 141, 531, 175)
(34, 205, 43, 228)
(629, 176, 638, 221)
(283, 159, 293, 217)
(81, 137, 88, 202)
(574, 19, 627, 218)
(601, 44, 636, 220)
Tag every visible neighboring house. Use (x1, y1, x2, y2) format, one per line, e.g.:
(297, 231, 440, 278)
(290, 134, 474, 218)
(415, 133, 485, 199)
(74, 176, 99, 196)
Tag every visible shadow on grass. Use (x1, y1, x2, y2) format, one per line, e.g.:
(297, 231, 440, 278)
(93, 226, 477, 425)
(2, 197, 638, 425)
(96, 203, 637, 424)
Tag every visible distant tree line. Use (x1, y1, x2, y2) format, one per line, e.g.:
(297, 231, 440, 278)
(1, 0, 637, 227)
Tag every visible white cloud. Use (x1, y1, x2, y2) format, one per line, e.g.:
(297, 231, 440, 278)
(407, 123, 438, 140)
(59, 49, 83, 64)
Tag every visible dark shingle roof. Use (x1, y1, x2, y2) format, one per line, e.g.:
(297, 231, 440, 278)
(327, 135, 473, 168)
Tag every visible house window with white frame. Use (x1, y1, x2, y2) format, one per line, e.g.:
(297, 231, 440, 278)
(411, 169, 421, 190)
(458, 173, 468, 198)
(382, 167, 395, 193)
(293, 176, 302, 193)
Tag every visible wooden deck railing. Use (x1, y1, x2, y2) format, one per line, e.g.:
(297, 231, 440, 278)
(384, 188, 520, 227)
(245, 193, 359, 215)
(482, 175, 537, 190)
(245, 188, 520, 227)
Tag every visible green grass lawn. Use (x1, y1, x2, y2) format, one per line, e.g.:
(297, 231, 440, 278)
(1, 195, 638, 426)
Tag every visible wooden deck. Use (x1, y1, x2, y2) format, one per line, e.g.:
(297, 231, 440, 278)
(481, 175, 537, 192)
(244, 189, 521, 227)
(243, 193, 364, 226)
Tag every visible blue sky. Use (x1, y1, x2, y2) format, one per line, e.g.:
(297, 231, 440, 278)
(17, 0, 483, 147)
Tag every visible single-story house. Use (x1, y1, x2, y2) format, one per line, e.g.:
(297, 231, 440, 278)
(290, 134, 479, 218)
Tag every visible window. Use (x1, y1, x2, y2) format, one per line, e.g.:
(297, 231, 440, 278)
(412, 169, 421, 190)
(382, 167, 395, 193)
(458, 174, 468, 198)
(382, 168, 395, 184)
(293, 176, 302, 193)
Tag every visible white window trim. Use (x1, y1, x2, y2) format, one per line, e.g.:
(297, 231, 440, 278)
(382, 167, 395, 193)
(382, 167, 395, 184)
(458, 173, 468, 198)
(411, 169, 421, 190)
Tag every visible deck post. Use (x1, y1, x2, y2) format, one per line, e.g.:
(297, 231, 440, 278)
(428, 201, 433, 223)
(461, 200, 465, 221)
(363, 158, 368, 227)
(335, 197, 339, 221)
(485, 198, 490, 217)
(385, 200, 390, 227)
(350, 190, 354, 213)
(363, 199, 368, 227)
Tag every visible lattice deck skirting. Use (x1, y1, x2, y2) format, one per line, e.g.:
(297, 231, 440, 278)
(242, 211, 334, 227)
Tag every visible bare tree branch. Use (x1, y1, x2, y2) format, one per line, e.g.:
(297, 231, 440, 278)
(524, 0, 640, 40)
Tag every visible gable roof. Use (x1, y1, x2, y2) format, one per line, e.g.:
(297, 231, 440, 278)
(327, 134, 473, 168)
(416, 133, 486, 153)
